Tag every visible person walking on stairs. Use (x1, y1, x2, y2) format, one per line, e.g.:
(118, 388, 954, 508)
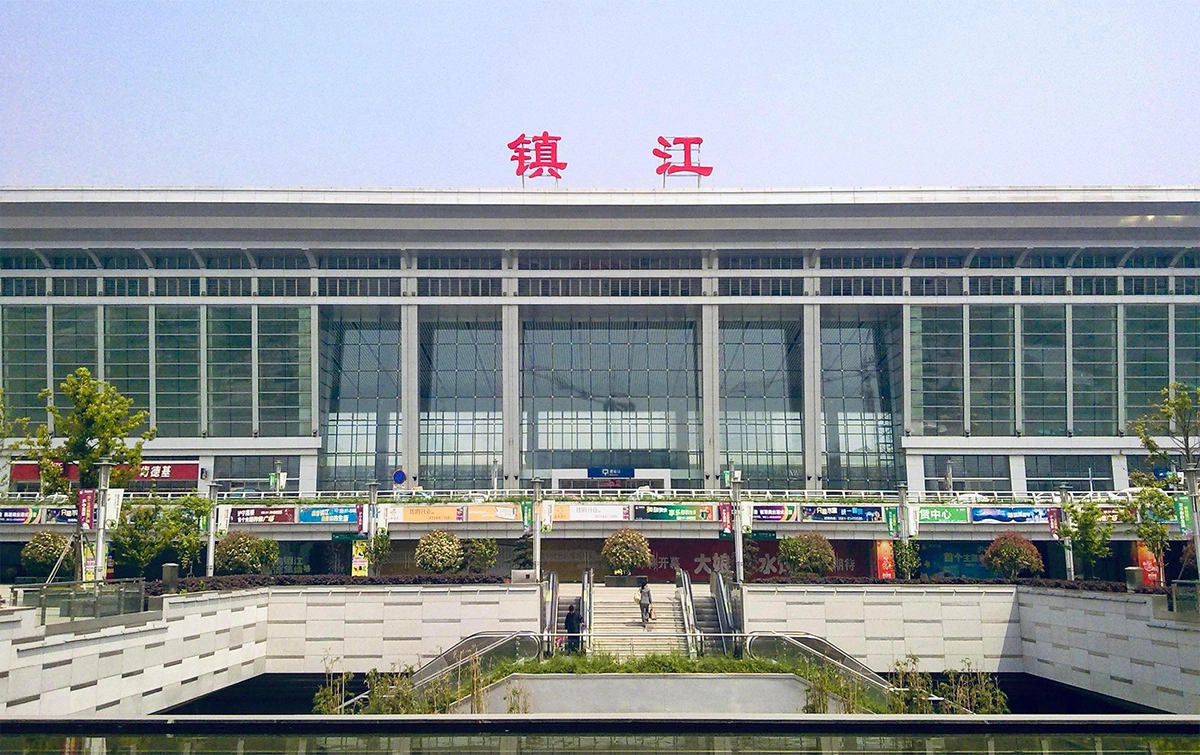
(639, 582, 653, 627)
(564, 603, 582, 653)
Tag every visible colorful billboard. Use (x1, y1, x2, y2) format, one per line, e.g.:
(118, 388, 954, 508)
(917, 506, 970, 524)
(803, 505, 883, 522)
(229, 507, 295, 524)
(298, 505, 358, 524)
(633, 504, 715, 522)
(970, 507, 1050, 524)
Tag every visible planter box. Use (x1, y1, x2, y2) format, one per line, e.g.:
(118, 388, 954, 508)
(603, 574, 648, 588)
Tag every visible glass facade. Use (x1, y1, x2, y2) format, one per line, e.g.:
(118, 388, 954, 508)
(968, 305, 1015, 437)
(52, 305, 97, 407)
(207, 306, 253, 438)
(104, 306, 150, 415)
(522, 315, 701, 485)
(1021, 305, 1067, 437)
(822, 306, 903, 489)
(1179, 305, 1200, 389)
(1124, 304, 1169, 423)
(924, 454, 1010, 492)
(419, 312, 502, 489)
(258, 307, 312, 437)
(1072, 305, 1117, 436)
(318, 307, 403, 489)
(155, 306, 201, 438)
(1026, 454, 1114, 493)
(1, 306, 47, 423)
(910, 306, 964, 436)
(719, 308, 804, 489)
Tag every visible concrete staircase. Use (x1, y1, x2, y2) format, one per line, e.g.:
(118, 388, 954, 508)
(588, 584, 689, 660)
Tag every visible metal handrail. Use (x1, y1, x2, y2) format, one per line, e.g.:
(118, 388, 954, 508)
(580, 568, 595, 655)
(543, 572, 559, 653)
(675, 568, 699, 659)
(744, 631, 895, 711)
(710, 571, 735, 655)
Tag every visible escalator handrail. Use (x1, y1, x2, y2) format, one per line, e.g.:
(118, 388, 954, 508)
(709, 571, 734, 654)
(745, 631, 893, 696)
(543, 571, 559, 650)
(676, 567, 699, 658)
(580, 568, 594, 654)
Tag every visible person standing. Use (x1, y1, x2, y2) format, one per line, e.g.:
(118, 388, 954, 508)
(639, 582, 653, 627)
(564, 603, 582, 653)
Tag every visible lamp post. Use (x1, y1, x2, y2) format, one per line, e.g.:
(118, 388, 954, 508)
(367, 481, 379, 540)
(273, 458, 283, 495)
(531, 477, 543, 582)
(94, 457, 113, 583)
(1184, 464, 1200, 576)
(731, 471, 744, 583)
(206, 482, 217, 577)
(897, 482, 910, 544)
(1058, 484, 1075, 581)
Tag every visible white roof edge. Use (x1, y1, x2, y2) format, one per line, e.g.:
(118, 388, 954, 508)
(0, 186, 1198, 206)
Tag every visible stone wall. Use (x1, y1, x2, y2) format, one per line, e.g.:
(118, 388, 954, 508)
(0, 584, 540, 717)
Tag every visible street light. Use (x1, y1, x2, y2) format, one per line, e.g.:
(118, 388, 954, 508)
(94, 457, 113, 583)
(206, 482, 217, 577)
(731, 470, 744, 583)
(1058, 484, 1075, 581)
(367, 481, 380, 540)
(897, 483, 909, 544)
(531, 477, 543, 582)
(1184, 464, 1200, 577)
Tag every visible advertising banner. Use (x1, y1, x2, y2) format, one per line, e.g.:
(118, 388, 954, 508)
(1047, 507, 1062, 539)
(803, 505, 883, 522)
(970, 506, 1050, 524)
(351, 541, 369, 577)
(875, 540, 896, 580)
(752, 504, 804, 523)
(917, 506, 970, 524)
(885, 506, 900, 537)
(637, 538, 871, 582)
(0, 507, 40, 524)
(77, 490, 96, 530)
(229, 506, 296, 524)
(718, 501, 733, 535)
(633, 504, 715, 522)
(1136, 542, 1161, 587)
(521, 500, 533, 533)
(550, 503, 629, 522)
(467, 504, 523, 523)
(298, 505, 359, 524)
(1175, 495, 1195, 536)
(385, 505, 466, 524)
(42, 507, 78, 524)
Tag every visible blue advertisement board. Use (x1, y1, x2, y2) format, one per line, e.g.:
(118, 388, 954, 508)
(970, 506, 1050, 524)
(299, 505, 359, 524)
(588, 466, 634, 478)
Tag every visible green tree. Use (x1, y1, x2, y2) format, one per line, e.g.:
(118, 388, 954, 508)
(29, 367, 154, 494)
(893, 540, 921, 580)
(161, 496, 213, 576)
(510, 534, 534, 570)
(1121, 484, 1176, 581)
(215, 531, 279, 575)
(981, 532, 1044, 579)
(1129, 381, 1199, 474)
(778, 533, 837, 576)
(461, 538, 499, 574)
(364, 530, 393, 576)
(1059, 497, 1114, 579)
(108, 503, 168, 578)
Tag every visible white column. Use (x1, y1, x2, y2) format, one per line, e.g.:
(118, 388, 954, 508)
(299, 453, 319, 495)
(401, 304, 420, 488)
(802, 304, 823, 490)
(502, 304, 521, 489)
(1009, 454, 1028, 497)
(905, 454, 926, 495)
(1111, 454, 1130, 491)
(701, 304, 720, 489)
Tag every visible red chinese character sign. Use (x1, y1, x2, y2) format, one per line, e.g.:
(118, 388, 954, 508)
(508, 131, 567, 184)
(653, 136, 713, 186)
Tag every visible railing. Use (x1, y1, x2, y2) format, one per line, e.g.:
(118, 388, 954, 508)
(20, 578, 146, 626)
(675, 568, 699, 659)
(342, 630, 543, 711)
(580, 568, 595, 655)
(745, 631, 895, 712)
(710, 571, 735, 656)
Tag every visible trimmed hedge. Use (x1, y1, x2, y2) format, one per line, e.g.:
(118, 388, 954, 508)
(145, 573, 505, 596)
(745, 574, 1168, 594)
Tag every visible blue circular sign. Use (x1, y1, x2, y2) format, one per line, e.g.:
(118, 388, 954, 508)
(392, 469, 407, 485)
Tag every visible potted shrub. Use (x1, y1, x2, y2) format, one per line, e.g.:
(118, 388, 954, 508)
(981, 532, 1044, 578)
(601, 528, 652, 586)
(778, 532, 836, 577)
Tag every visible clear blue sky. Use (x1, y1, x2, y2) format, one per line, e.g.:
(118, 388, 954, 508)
(2, 1, 1197, 190)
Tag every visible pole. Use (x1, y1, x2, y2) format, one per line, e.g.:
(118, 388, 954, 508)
(1185, 464, 1200, 578)
(273, 458, 283, 495)
(1059, 484, 1075, 581)
(95, 458, 113, 583)
(531, 477, 543, 582)
(897, 482, 909, 544)
(206, 482, 217, 577)
(367, 481, 379, 540)
(732, 473, 744, 583)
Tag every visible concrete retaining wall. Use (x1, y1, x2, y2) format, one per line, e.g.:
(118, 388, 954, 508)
(0, 584, 539, 717)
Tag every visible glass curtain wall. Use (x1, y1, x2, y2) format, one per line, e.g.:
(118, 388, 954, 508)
(1179, 305, 1200, 389)
(923, 455, 1010, 492)
(1022, 305, 1067, 437)
(1026, 454, 1114, 492)
(1, 306, 48, 424)
(258, 307, 312, 437)
(1072, 305, 1118, 436)
(104, 306, 150, 415)
(318, 307, 403, 488)
(719, 307, 804, 489)
(968, 305, 1015, 436)
(418, 311, 502, 489)
(522, 314, 701, 485)
(910, 306, 964, 436)
(1124, 305, 1169, 423)
(154, 306, 201, 437)
(52, 305, 97, 407)
(207, 306, 253, 437)
(822, 305, 903, 489)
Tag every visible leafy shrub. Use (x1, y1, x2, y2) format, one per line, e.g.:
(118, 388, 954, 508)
(144, 572, 505, 596)
(461, 538, 498, 573)
(778, 532, 836, 576)
(982, 532, 1044, 578)
(893, 540, 920, 580)
(600, 529, 652, 575)
(364, 530, 393, 577)
(415, 530, 463, 574)
(215, 531, 279, 575)
(21, 531, 73, 580)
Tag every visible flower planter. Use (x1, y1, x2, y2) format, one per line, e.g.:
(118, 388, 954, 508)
(604, 574, 647, 588)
